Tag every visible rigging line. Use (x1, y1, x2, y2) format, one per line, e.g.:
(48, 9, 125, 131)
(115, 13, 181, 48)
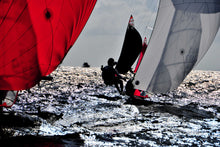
(128, 0, 135, 16)
(146, 0, 161, 46)
(137, 0, 153, 33)
(144, 0, 160, 40)
(145, 0, 157, 26)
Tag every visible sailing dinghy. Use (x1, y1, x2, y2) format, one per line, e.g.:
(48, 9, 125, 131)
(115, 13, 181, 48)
(115, 15, 149, 99)
(127, 0, 220, 99)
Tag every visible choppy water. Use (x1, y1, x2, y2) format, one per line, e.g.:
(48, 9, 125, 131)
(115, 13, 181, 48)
(0, 66, 219, 146)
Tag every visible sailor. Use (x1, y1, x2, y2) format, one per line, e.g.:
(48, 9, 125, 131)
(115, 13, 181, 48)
(101, 58, 126, 94)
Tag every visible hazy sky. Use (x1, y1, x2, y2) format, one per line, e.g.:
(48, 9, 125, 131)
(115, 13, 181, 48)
(63, 0, 220, 71)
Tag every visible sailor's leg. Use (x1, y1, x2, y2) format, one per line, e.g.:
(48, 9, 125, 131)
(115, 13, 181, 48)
(125, 80, 135, 96)
(114, 83, 121, 93)
(119, 80, 124, 93)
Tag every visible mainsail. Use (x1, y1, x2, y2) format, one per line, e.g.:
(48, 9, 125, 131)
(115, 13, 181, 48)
(116, 15, 142, 74)
(0, 0, 97, 91)
(133, 0, 220, 93)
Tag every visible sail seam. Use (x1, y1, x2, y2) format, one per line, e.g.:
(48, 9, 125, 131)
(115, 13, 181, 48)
(0, 0, 14, 28)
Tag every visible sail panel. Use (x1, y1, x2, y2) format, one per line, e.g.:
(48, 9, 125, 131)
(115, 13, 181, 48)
(134, 0, 220, 93)
(197, 14, 220, 65)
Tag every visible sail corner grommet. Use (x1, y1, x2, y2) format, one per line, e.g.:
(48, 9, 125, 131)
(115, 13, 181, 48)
(180, 48, 185, 55)
(135, 80, 140, 85)
(44, 9, 52, 19)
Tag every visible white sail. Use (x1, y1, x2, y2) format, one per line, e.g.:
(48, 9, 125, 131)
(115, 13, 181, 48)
(133, 0, 220, 93)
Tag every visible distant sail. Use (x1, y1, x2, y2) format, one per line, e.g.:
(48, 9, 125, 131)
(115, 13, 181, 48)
(0, 0, 97, 90)
(116, 15, 142, 74)
(134, 0, 220, 93)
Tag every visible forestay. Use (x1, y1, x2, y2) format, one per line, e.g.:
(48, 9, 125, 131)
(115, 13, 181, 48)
(133, 0, 220, 93)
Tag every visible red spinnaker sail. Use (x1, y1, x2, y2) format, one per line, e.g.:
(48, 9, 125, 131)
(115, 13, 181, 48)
(0, 0, 97, 90)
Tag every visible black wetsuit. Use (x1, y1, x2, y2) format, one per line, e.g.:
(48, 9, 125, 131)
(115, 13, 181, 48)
(101, 65, 124, 93)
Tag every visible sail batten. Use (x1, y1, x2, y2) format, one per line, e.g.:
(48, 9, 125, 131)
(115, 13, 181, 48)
(134, 0, 220, 93)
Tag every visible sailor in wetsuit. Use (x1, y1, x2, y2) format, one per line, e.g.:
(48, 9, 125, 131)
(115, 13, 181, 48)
(101, 58, 126, 94)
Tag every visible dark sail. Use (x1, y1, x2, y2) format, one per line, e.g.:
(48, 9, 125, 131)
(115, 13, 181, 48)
(115, 15, 142, 74)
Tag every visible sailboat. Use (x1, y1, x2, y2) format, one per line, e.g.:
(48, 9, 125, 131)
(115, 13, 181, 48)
(0, 0, 97, 107)
(115, 15, 149, 98)
(125, 0, 220, 99)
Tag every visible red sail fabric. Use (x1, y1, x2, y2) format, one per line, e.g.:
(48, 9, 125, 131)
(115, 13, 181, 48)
(133, 89, 149, 99)
(0, 0, 96, 90)
(134, 37, 148, 74)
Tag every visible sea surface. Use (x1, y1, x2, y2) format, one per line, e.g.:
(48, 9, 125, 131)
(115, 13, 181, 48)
(0, 66, 219, 146)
